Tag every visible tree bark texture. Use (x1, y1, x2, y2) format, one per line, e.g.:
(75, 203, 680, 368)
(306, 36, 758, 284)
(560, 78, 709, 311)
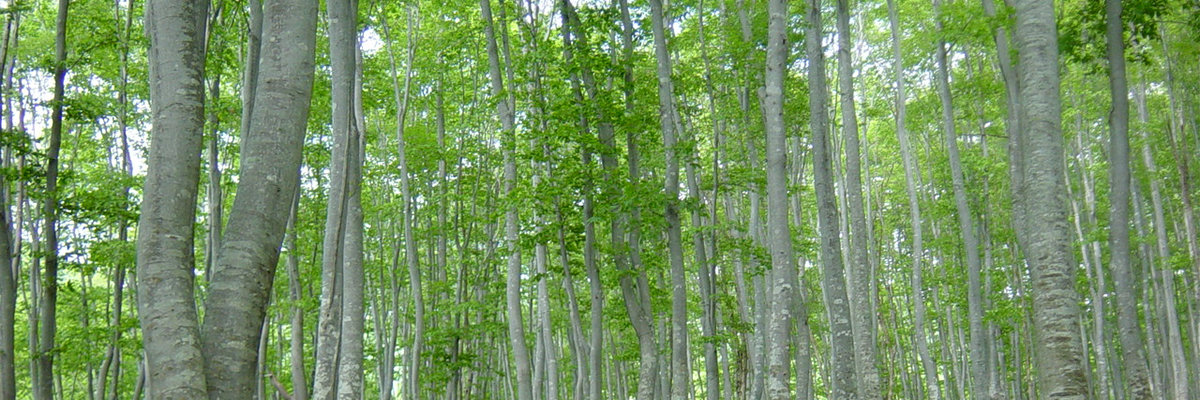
(137, 0, 209, 397)
(1013, 0, 1089, 397)
(199, 0, 317, 397)
(807, 1, 857, 398)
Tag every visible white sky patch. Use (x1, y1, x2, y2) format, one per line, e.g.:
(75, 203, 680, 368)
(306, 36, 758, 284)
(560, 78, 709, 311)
(361, 27, 383, 56)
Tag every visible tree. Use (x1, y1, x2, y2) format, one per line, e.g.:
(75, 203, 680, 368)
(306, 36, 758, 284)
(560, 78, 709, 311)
(762, 1, 804, 399)
(807, 0, 857, 398)
(136, 0, 210, 396)
(1013, 0, 1089, 396)
(1104, 0, 1150, 397)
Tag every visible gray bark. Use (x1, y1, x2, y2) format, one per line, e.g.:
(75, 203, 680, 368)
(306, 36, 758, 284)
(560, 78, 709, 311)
(311, 1, 359, 398)
(382, 5, 423, 398)
(834, 1, 879, 396)
(0, 11, 15, 399)
(1012, 0, 1089, 397)
(285, 191, 308, 400)
(932, 2, 988, 397)
(0, 127, 13, 400)
(1135, 79, 1189, 400)
(136, 0, 209, 397)
(199, 0, 317, 396)
(614, 0, 658, 397)
(806, 0, 857, 398)
(1104, 1, 1150, 397)
(888, 0, 938, 397)
(763, 1, 801, 399)
(480, 0, 532, 398)
(646, 1, 690, 398)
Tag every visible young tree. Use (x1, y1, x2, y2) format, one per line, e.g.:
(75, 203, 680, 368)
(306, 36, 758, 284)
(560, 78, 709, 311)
(1104, 0, 1150, 397)
(807, 0, 857, 398)
(762, 1, 805, 400)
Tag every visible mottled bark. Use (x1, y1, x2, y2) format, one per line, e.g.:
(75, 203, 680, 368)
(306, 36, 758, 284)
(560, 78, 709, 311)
(807, 0, 857, 398)
(645, 0, 690, 398)
(199, 0, 316, 397)
(36, 1, 67, 398)
(834, 1, 879, 396)
(136, 0, 209, 396)
(763, 1, 801, 399)
(1013, 0, 1089, 397)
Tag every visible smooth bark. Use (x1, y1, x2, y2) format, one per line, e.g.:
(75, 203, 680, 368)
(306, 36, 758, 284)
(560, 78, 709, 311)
(932, 2, 989, 397)
(807, 0, 857, 398)
(834, 1, 879, 395)
(763, 1, 802, 399)
(199, 0, 317, 396)
(1104, 0, 1150, 397)
(136, 0, 209, 396)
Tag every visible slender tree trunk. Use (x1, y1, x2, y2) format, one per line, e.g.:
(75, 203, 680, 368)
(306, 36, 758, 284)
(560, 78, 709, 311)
(763, 1, 802, 399)
(931, 2, 989, 397)
(382, 6, 422, 399)
(480, 0, 532, 398)
(1104, 1, 1150, 397)
(36, 1, 68, 398)
(807, 0, 857, 398)
(136, 0, 209, 396)
(285, 190, 308, 400)
(644, 1, 689, 398)
(1013, 0, 1089, 397)
(834, 2, 878, 396)
(888, 0, 939, 397)
(0, 122, 13, 400)
(0, 11, 16, 399)
(615, 0, 657, 398)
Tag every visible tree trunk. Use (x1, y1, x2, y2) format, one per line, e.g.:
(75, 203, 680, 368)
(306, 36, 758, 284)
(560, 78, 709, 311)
(480, 0, 532, 398)
(932, 2, 989, 397)
(198, 0, 316, 396)
(834, 1, 878, 396)
(1012, 0, 1089, 397)
(382, 5, 423, 398)
(763, 1, 802, 399)
(888, 0, 939, 397)
(136, 0, 209, 396)
(284, 190, 308, 400)
(36, 1, 68, 398)
(645, 1, 689, 398)
(807, 0, 857, 398)
(1104, 1, 1150, 397)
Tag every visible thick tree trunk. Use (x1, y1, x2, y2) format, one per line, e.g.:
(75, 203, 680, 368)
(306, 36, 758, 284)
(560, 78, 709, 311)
(1012, 0, 1089, 397)
(136, 0, 209, 397)
(807, 0, 857, 398)
(199, 0, 317, 397)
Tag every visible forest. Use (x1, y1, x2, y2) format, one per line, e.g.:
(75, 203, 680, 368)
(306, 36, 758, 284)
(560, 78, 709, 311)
(0, 0, 1197, 397)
